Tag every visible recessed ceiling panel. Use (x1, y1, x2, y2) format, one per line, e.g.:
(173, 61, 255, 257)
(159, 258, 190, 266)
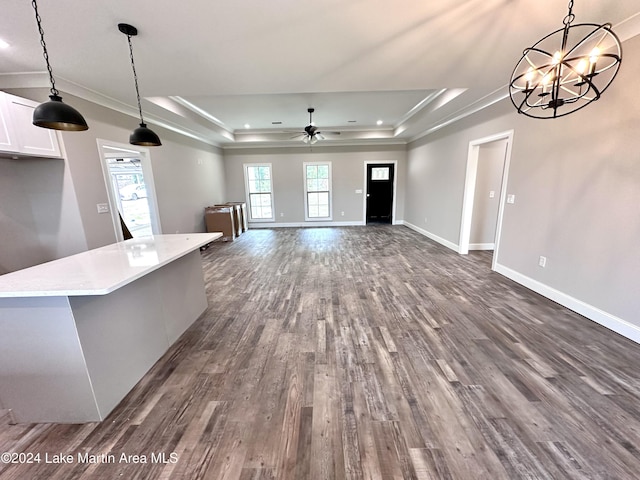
(179, 91, 438, 131)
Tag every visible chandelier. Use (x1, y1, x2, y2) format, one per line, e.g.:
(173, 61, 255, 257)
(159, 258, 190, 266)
(509, 0, 622, 119)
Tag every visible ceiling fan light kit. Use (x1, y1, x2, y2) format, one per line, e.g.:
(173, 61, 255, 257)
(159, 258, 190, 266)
(296, 108, 338, 144)
(509, 0, 622, 119)
(119, 23, 162, 146)
(29, 0, 89, 131)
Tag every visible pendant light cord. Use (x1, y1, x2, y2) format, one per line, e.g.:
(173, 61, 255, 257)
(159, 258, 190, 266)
(31, 0, 59, 97)
(125, 34, 145, 125)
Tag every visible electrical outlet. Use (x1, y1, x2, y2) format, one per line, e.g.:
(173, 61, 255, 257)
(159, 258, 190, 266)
(341, 211, 345, 216)
(280, 212, 284, 217)
(424, 217, 428, 224)
(538, 256, 547, 268)
(507, 194, 516, 204)
(489, 190, 495, 198)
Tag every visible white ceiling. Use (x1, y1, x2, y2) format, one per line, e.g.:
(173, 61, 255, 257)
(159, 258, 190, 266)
(1, 0, 639, 147)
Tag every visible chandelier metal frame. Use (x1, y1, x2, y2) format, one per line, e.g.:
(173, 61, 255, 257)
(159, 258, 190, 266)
(509, 0, 622, 119)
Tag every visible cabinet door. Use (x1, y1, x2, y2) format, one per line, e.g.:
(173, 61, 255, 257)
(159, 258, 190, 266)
(0, 93, 19, 153)
(7, 95, 62, 158)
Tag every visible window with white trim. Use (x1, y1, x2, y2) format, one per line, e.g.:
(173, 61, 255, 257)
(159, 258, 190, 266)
(304, 162, 331, 220)
(244, 163, 274, 221)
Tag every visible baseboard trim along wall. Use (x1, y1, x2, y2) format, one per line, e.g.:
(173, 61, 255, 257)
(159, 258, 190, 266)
(403, 222, 459, 252)
(247, 220, 407, 229)
(469, 243, 495, 251)
(494, 263, 640, 345)
(403, 222, 639, 345)
(248, 221, 366, 228)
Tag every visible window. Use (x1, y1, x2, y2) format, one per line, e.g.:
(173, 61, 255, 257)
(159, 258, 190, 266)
(244, 164, 274, 221)
(304, 162, 331, 220)
(371, 166, 390, 181)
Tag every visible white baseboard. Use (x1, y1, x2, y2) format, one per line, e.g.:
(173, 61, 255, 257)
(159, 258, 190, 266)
(469, 243, 495, 250)
(248, 220, 366, 228)
(403, 222, 459, 252)
(494, 263, 640, 345)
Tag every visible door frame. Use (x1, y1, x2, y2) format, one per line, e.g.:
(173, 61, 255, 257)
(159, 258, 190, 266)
(97, 138, 162, 241)
(363, 160, 398, 225)
(458, 130, 513, 270)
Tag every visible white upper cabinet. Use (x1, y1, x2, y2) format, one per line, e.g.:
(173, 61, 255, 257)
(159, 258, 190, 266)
(0, 92, 62, 158)
(0, 93, 19, 153)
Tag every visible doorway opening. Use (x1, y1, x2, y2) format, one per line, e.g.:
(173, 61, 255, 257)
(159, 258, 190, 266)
(97, 139, 162, 241)
(459, 131, 513, 271)
(364, 161, 397, 224)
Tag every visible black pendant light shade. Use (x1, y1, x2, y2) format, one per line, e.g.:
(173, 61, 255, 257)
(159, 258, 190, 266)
(130, 123, 162, 146)
(33, 94, 89, 131)
(30, 0, 88, 131)
(119, 23, 161, 146)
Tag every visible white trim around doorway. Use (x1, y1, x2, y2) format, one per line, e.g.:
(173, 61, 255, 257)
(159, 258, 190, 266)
(458, 130, 513, 271)
(362, 160, 399, 225)
(96, 139, 163, 242)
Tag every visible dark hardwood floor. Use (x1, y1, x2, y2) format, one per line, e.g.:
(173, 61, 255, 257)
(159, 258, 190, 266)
(2, 225, 640, 479)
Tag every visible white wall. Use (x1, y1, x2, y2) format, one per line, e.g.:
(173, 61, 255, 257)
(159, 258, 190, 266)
(0, 156, 87, 274)
(404, 35, 640, 339)
(2, 89, 226, 264)
(57, 94, 226, 247)
(224, 145, 407, 226)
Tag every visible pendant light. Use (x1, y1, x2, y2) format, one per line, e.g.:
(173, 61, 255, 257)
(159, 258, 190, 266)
(118, 23, 161, 146)
(30, 0, 88, 131)
(509, 0, 622, 119)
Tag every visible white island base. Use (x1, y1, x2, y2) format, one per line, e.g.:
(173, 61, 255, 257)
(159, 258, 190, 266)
(0, 233, 221, 424)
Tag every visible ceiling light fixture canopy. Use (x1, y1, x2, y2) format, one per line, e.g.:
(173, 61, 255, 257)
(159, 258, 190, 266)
(30, 0, 88, 131)
(509, 0, 622, 119)
(118, 23, 161, 146)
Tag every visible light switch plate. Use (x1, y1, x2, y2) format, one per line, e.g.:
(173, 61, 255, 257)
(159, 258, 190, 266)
(97, 203, 110, 214)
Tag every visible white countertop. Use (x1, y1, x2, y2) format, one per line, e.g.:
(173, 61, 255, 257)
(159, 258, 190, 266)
(0, 233, 221, 298)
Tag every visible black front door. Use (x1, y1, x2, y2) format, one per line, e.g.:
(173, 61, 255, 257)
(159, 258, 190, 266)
(366, 163, 394, 224)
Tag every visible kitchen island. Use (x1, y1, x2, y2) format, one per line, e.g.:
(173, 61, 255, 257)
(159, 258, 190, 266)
(0, 233, 221, 423)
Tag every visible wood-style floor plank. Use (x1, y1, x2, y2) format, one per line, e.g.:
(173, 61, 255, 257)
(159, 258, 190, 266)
(1, 225, 640, 479)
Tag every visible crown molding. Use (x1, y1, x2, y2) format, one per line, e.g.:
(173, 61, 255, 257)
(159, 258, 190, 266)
(222, 138, 408, 150)
(0, 72, 223, 147)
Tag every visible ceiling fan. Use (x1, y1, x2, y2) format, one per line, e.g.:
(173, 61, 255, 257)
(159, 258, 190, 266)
(292, 108, 340, 144)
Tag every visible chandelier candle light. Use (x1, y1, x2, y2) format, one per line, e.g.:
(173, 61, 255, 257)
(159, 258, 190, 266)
(118, 23, 161, 146)
(509, 0, 622, 119)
